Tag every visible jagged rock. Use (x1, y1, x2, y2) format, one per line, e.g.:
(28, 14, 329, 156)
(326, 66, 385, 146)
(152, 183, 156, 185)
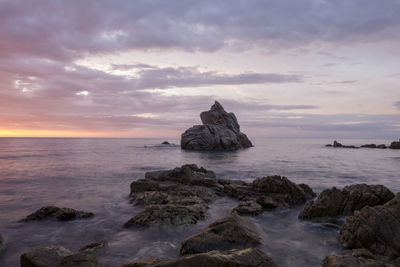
(180, 214, 262, 255)
(329, 140, 358, 149)
(118, 248, 277, 267)
(20, 246, 74, 267)
(181, 101, 253, 151)
(338, 193, 400, 258)
(79, 242, 106, 254)
(299, 184, 394, 219)
(231, 201, 264, 216)
(125, 204, 207, 227)
(20, 206, 94, 222)
(389, 140, 400, 149)
(226, 176, 315, 214)
(319, 249, 395, 267)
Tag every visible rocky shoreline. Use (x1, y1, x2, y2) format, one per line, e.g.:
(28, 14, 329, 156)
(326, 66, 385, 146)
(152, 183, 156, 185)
(326, 139, 400, 149)
(11, 164, 400, 266)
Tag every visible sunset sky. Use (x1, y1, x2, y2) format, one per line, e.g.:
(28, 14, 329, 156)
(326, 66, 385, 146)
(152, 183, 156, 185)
(1, 0, 400, 138)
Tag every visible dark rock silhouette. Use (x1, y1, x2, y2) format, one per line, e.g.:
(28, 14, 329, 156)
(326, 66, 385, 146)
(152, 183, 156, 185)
(180, 214, 262, 255)
(20, 206, 94, 222)
(326, 140, 358, 148)
(299, 184, 394, 219)
(181, 101, 253, 150)
(0, 233, 3, 250)
(390, 139, 400, 149)
(338, 193, 400, 258)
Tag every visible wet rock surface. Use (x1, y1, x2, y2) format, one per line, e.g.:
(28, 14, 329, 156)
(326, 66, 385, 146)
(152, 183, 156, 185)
(319, 248, 398, 267)
(338, 193, 400, 258)
(181, 101, 253, 151)
(118, 248, 277, 267)
(389, 140, 400, 149)
(79, 242, 107, 254)
(20, 206, 94, 222)
(180, 214, 262, 255)
(299, 184, 394, 219)
(225, 175, 315, 214)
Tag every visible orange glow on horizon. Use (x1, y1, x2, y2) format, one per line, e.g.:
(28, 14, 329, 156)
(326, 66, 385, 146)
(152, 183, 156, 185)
(0, 128, 180, 138)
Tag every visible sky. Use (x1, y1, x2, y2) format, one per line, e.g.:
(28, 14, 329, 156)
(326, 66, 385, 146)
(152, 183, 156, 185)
(0, 0, 400, 139)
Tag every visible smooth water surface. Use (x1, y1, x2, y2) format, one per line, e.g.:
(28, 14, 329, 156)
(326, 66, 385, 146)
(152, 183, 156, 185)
(0, 138, 399, 266)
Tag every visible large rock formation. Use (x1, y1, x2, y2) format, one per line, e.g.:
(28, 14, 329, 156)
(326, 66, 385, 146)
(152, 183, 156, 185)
(181, 101, 253, 151)
(299, 184, 394, 219)
(180, 214, 262, 255)
(338, 193, 400, 258)
(20, 206, 94, 222)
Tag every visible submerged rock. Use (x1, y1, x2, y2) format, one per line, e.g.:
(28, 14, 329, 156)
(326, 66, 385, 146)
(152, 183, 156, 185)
(124, 204, 207, 227)
(20, 206, 94, 222)
(181, 101, 253, 151)
(389, 139, 400, 149)
(299, 184, 394, 219)
(319, 248, 396, 267)
(338, 193, 400, 258)
(118, 248, 277, 267)
(180, 214, 262, 255)
(225, 176, 315, 214)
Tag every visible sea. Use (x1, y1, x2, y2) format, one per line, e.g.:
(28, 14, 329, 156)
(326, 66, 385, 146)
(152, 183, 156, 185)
(0, 137, 399, 266)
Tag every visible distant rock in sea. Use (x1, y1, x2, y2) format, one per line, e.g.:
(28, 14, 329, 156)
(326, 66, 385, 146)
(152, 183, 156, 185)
(326, 140, 358, 149)
(390, 139, 400, 149)
(181, 101, 253, 151)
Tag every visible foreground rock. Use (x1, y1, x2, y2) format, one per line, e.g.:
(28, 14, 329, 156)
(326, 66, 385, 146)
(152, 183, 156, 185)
(390, 139, 400, 149)
(320, 248, 399, 267)
(180, 214, 262, 255)
(20, 246, 99, 267)
(0, 233, 3, 250)
(338, 193, 400, 258)
(181, 101, 253, 151)
(299, 184, 394, 219)
(20, 206, 94, 222)
(224, 176, 315, 214)
(118, 248, 277, 267)
(127, 164, 221, 227)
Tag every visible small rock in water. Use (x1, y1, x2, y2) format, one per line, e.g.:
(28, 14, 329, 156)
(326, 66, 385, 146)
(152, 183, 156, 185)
(180, 214, 262, 255)
(338, 193, 400, 258)
(161, 141, 170, 145)
(181, 101, 253, 151)
(117, 248, 277, 267)
(299, 184, 394, 219)
(20, 206, 94, 222)
(231, 201, 264, 216)
(389, 139, 400, 149)
(328, 140, 358, 148)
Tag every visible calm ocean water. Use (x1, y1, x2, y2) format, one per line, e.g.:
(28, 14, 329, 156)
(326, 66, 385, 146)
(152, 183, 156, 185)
(0, 138, 399, 266)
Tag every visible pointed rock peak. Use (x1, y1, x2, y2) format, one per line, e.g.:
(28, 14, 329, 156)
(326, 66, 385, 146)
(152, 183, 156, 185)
(211, 101, 225, 112)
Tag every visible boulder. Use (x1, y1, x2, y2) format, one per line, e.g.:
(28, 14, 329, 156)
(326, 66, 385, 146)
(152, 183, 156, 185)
(180, 214, 262, 255)
(125, 204, 207, 227)
(181, 101, 253, 151)
(389, 140, 400, 149)
(20, 246, 74, 267)
(338, 193, 400, 258)
(20, 206, 94, 222)
(299, 184, 394, 219)
(231, 201, 264, 216)
(58, 253, 99, 267)
(319, 249, 394, 267)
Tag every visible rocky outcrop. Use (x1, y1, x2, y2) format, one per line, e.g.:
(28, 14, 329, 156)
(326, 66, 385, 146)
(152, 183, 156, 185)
(360, 144, 388, 149)
(20, 206, 94, 222)
(79, 242, 106, 254)
(319, 249, 399, 267)
(389, 139, 400, 149)
(224, 176, 315, 214)
(20, 246, 99, 267)
(338, 193, 400, 258)
(118, 248, 277, 267)
(180, 214, 262, 255)
(299, 184, 394, 219)
(181, 101, 253, 151)
(126, 164, 222, 227)
(326, 140, 358, 148)
(125, 204, 207, 227)
(0, 233, 3, 250)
